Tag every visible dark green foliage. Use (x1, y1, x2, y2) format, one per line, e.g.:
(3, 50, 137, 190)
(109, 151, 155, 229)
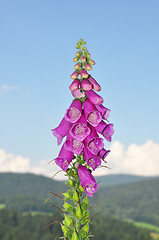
(0, 209, 152, 240)
(93, 177, 159, 226)
(0, 172, 67, 202)
(1, 173, 159, 227)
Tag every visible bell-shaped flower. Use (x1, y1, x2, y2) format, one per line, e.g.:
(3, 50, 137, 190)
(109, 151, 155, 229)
(83, 147, 101, 170)
(98, 148, 110, 160)
(88, 76, 101, 91)
(81, 79, 93, 91)
(69, 79, 80, 91)
(83, 99, 102, 127)
(102, 123, 114, 142)
(95, 104, 111, 120)
(81, 69, 89, 79)
(70, 71, 79, 79)
(95, 121, 114, 142)
(65, 99, 82, 123)
(64, 132, 84, 155)
(78, 164, 98, 197)
(70, 114, 91, 142)
(55, 144, 74, 171)
(71, 89, 85, 99)
(51, 117, 71, 145)
(85, 90, 103, 105)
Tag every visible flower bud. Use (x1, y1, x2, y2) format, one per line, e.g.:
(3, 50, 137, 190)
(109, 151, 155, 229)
(70, 71, 79, 79)
(81, 56, 86, 62)
(83, 47, 87, 51)
(73, 56, 79, 62)
(76, 51, 80, 56)
(88, 58, 95, 65)
(69, 79, 80, 91)
(84, 63, 92, 71)
(74, 62, 81, 70)
(87, 52, 91, 57)
(81, 69, 88, 79)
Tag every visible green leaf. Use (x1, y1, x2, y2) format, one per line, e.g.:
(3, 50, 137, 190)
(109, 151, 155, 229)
(82, 197, 88, 205)
(79, 229, 87, 239)
(68, 177, 74, 187)
(66, 229, 73, 239)
(79, 184, 84, 192)
(61, 225, 69, 235)
(63, 202, 73, 210)
(82, 223, 89, 233)
(80, 217, 89, 225)
(72, 230, 79, 240)
(76, 205, 82, 219)
(81, 202, 87, 215)
(73, 190, 79, 202)
(64, 215, 72, 227)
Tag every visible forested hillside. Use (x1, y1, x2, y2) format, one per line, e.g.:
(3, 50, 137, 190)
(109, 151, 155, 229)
(93, 177, 159, 226)
(0, 209, 152, 240)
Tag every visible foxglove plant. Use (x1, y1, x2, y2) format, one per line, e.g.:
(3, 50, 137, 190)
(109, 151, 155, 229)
(51, 39, 114, 240)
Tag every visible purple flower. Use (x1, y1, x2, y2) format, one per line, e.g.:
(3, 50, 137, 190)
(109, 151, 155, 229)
(88, 76, 101, 91)
(103, 123, 114, 142)
(85, 90, 103, 105)
(83, 99, 102, 127)
(51, 117, 71, 145)
(65, 99, 82, 123)
(81, 79, 93, 91)
(84, 125, 104, 155)
(78, 165, 98, 197)
(95, 121, 114, 142)
(98, 148, 110, 160)
(55, 144, 74, 171)
(71, 89, 85, 99)
(64, 133, 84, 155)
(95, 104, 111, 120)
(83, 147, 101, 170)
(70, 115, 91, 142)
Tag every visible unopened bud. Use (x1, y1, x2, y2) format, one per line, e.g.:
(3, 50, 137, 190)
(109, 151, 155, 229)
(70, 71, 79, 79)
(88, 58, 95, 65)
(81, 69, 89, 79)
(83, 47, 87, 51)
(73, 56, 79, 62)
(84, 63, 92, 71)
(81, 56, 86, 63)
(69, 79, 80, 91)
(74, 62, 81, 70)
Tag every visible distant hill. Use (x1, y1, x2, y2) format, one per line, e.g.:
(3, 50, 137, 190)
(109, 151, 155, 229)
(0, 172, 67, 202)
(93, 177, 159, 226)
(96, 174, 151, 187)
(0, 172, 159, 227)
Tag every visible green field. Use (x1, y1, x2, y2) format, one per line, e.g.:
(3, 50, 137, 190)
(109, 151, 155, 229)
(0, 204, 5, 209)
(133, 221, 159, 233)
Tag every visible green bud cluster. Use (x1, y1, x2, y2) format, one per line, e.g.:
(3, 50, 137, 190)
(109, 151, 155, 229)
(73, 39, 95, 76)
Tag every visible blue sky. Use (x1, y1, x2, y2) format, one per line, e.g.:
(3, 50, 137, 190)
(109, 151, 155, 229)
(0, 1, 159, 177)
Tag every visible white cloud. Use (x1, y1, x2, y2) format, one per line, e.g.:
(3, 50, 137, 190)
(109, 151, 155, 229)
(0, 149, 65, 180)
(106, 140, 159, 176)
(0, 85, 20, 92)
(0, 140, 159, 180)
